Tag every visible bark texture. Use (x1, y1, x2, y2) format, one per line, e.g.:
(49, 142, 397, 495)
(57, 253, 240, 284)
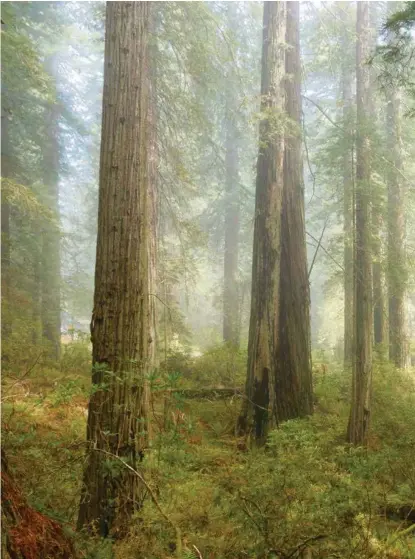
(77, 1, 153, 536)
(237, 1, 286, 445)
(275, 1, 313, 421)
(348, 1, 373, 446)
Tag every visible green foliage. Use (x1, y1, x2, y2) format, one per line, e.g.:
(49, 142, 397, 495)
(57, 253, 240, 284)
(191, 343, 247, 387)
(60, 339, 91, 376)
(2, 359, 415, 558)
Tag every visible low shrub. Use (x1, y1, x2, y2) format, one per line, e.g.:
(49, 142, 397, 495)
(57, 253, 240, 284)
(191, 343, 247, 387)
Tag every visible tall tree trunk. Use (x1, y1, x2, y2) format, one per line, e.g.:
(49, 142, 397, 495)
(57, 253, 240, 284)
(347, 1, 373, 446)
(41, 57, 61, 361)
(275, 1, 313, 420)
(223, 104, 240, 348)
(237, 1, 286, 445)
(223, 2, 240, 349)
(1, 106, 12, 356)
(342, 32, 354, 367)
(387, 4, 407, 369)
(77, 2, 153, 536)
(387, 90, 406, 367)
(369, 4, 386, 350)
(148, 11, 158, 376)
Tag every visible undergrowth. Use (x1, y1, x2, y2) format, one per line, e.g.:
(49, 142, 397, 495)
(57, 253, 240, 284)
(1, 350, 415, 558)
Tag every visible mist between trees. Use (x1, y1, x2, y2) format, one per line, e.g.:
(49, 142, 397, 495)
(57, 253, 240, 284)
(2, 2, 415, 558)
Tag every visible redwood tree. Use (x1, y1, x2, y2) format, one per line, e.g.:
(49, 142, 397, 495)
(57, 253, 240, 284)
(386, 5, 407, 369)
(41, 57, 61, 361)
(223, 2, 241, 349)
(348, 1, 373, 446)
(237, 1, 286, 444)
(78, 2, 154, 536)
(341, 13, 354, 367)
(275, 1, 313, 421)
(387, 88, 406, 367)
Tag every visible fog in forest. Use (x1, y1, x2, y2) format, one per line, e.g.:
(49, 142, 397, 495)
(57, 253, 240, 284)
(2, 2, 415, 557)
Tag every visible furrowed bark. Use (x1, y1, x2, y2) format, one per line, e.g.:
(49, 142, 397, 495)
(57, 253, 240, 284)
(77, 1, 153, 536)
(275, 1, 313, 421)
(237, 1, 286, 445)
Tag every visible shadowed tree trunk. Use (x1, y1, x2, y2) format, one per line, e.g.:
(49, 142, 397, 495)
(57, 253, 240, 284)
(77, 1, 154, 536)
(347, 1, 373, 446)
(237, 1, 286, 445)
(275, 1, 313, 421)
(223, 2, 240, 349)
(41, 58, 61, 361)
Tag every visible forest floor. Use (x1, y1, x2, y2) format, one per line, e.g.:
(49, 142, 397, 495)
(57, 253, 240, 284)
(2, 348, 415, 559)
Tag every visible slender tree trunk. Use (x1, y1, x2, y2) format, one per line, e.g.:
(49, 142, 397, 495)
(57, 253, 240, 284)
(275, 1, 313, 420)
(347, 1, 373, 446)
(78, 2, 153, 536)
(237, 1, 286, 445)
(369, 4, 386, 350)
(1, 106, 12, 355)
(342, 49, 354, 367)
(387, 89, 406, 367)
(41, 58, 61, 361)
(223, 104, 240, 348)
(148, 12, 158, 376)
(386, 4, 407, 369)
(223, 2, 240, 349)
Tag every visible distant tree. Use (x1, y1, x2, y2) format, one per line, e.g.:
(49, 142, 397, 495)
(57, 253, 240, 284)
(223, 2, 241, 348)
(1, 100, 12, 354)
(40, 56, 61, 361)
(237, 1, 287, 444)
(341, 3, 354, 367)
(77, 2, 154, 535)
(348, 1, 373, 446)
(275, 1, 313, 421)
(387, 3, 407, 369)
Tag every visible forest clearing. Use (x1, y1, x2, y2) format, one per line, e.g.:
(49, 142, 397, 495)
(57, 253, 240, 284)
(1, 1, 415, 558)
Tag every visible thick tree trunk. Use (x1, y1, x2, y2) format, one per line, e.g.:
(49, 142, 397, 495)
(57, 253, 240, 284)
(347, 1, 373, 446)
(387, 89, 406, 367)
(77, 2, 153, 536)
(41, 67, 61, 361)
(237, 1, 286, 445)
(275, 1, 313, 421)
(223, 2, 240, 349)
